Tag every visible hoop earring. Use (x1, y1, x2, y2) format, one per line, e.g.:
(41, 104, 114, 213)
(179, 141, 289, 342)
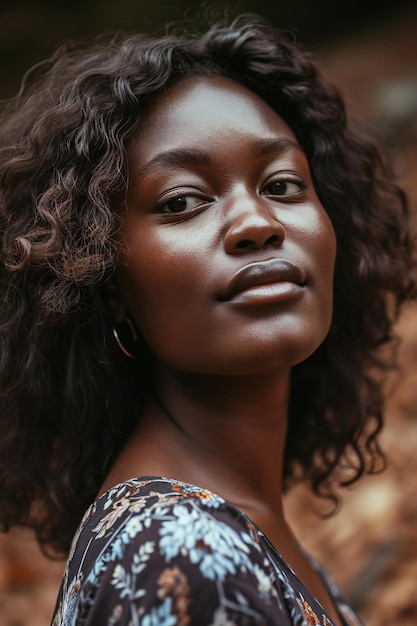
(112, 316, 138, 358)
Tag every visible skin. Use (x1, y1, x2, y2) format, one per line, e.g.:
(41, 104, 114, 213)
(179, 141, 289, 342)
(104, 76, 341, 624)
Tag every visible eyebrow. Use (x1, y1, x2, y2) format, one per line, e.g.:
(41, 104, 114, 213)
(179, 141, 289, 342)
(132, 137, 304, 184)
(251, 137, 304, 158)
(133, 148, 212, 184)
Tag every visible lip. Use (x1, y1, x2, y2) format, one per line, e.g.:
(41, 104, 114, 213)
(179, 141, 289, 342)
(220, 258, 306, 304)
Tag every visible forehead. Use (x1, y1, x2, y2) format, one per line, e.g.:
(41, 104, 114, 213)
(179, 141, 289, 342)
(130, 76, 298, 165)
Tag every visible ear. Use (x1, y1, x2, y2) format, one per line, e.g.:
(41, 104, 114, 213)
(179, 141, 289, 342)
(103, 277, 127, 324)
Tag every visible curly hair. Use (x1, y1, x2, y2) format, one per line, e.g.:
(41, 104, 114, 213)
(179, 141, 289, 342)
(0, 15, 414, 556)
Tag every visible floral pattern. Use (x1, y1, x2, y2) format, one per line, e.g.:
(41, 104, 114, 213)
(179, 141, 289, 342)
(52, 478, 365, 626)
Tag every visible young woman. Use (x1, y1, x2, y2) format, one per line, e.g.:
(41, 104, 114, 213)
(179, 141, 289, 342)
(0, 15, 414, 626)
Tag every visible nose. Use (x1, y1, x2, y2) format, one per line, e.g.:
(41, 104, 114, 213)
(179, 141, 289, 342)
(223, 196, 286, 255)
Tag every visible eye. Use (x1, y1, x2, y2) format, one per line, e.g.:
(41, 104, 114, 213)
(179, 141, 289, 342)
(157, 194, 208, 214)
(262, 177, 305, 198)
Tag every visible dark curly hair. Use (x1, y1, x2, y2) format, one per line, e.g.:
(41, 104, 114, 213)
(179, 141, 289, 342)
(0, 14, 414, 556)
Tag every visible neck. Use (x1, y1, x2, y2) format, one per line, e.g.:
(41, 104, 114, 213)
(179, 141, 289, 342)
(141, 366, 291, 511)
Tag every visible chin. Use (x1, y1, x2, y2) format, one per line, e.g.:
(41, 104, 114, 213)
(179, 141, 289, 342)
(185, 340, 326, 377)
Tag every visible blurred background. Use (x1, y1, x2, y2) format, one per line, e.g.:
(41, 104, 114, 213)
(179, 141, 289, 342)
(1, 1, 417, 624)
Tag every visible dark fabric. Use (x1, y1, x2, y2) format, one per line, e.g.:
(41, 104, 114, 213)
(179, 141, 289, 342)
(52, 477, 364, 626)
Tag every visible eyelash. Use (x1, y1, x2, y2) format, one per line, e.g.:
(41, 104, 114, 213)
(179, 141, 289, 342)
(156, 191, 210, 215)
(261, 175, 306, 198)
(156, 175, 306, 216)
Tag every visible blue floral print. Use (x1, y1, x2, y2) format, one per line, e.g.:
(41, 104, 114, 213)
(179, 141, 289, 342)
(159, 502, 255, 580)
(52, 478, 365, 626)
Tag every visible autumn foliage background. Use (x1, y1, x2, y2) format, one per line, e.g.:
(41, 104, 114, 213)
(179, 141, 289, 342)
(1, 2, 417, 624)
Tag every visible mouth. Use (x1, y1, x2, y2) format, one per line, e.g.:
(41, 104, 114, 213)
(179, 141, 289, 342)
(220, 258, 306, 304)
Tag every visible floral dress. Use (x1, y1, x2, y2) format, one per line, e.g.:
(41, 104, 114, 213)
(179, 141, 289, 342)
(52, 477, 364, 626)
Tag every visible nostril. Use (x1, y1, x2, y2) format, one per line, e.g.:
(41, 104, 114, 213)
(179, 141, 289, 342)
(264, 235, 280, 247)
(235, 234, 281, 250)
(236, 239, 253, 250)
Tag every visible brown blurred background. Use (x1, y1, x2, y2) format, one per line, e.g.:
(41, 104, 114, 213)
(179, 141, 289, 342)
(1, 1, 417, 624)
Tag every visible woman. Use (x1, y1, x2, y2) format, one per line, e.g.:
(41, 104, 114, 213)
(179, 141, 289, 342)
(0, 15, 414, 626)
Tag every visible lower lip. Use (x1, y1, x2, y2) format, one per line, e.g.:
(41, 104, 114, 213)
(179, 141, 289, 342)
(228, 282, 303, 305)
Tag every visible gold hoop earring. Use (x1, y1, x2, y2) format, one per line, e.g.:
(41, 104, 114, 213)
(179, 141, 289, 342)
(112, 316, 138, 358)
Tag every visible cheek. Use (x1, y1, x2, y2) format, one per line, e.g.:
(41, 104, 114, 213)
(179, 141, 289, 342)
(308, 203, 336, 263)
(322, 216, 337, 287)
(117, 240, 211, 366)
(299, 207, 336, 329)
(315, 214, 337, 327)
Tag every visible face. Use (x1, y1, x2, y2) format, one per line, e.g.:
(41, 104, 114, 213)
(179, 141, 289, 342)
(117, 76, 336, 376)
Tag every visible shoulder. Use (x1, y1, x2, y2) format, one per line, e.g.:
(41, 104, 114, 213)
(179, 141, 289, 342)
(85, 477, 262, 566)
(82, 477, 277, 588)
(54, 477, 288, 625)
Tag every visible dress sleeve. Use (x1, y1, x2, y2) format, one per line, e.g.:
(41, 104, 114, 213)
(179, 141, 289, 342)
(76, 494, 291, 626)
